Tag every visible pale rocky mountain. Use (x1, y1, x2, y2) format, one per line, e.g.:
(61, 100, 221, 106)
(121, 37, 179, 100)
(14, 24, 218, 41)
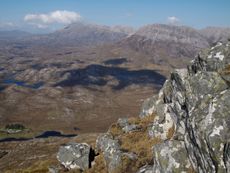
(118, 24, 210, 68)
(118, 25, 230, 69)
(28, 22, 128, 47)
(111, 25, 135, 35)
(199, 26, 230, 44)
(135, 24, 209, 47)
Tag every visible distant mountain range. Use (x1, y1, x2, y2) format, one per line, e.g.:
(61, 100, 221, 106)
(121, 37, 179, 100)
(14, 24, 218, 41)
(199, 26, 230, 43)
(119, 24, 208, 67)
(27, 23, 128, 47)
(1, 23, 230, 45)
(1, 23, 230, 70)
(0, 30, 31, 40)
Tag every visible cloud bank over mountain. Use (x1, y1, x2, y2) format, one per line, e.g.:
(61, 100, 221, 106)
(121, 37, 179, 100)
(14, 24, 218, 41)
(24, 10, 82, 28)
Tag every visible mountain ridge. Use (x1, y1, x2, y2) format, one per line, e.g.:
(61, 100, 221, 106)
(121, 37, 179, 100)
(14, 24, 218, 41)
(1, 23, 230, 47)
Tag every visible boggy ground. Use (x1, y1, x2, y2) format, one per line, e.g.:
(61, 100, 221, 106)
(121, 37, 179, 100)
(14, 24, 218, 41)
(0, 42, 166, 135)
(0, 84, 159, 135)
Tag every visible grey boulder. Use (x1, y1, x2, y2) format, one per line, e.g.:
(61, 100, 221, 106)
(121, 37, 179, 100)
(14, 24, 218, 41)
(57, 142, 91, 170)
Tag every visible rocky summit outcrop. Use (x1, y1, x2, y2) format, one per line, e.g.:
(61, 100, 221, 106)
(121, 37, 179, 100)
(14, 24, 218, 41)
(139, 41, 230, 173)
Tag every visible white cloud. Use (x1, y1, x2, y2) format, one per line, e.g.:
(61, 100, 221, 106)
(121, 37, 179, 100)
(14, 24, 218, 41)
(24, 10, 82, 28)
(167, 16, 180, 25)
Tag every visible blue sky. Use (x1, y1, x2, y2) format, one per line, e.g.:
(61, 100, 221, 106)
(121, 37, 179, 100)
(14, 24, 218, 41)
(0, 0, 230, 32)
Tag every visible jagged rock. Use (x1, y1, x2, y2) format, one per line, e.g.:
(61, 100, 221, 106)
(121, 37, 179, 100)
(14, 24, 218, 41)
(152, 140, 192, 172)
(139, 42, 230, 172)
(137, 141, 192, 173)
(96, 133, 120, 153)
(148, 104, 175, 141)
(184, 89, 230, 172)
(139, 95, 158, 118)
(57, 142, 91, 170)
(96, 133, 122, 172)
(96, 133, 137, 173)
(188, 42, 230, 73)
(147, 69, 188, 140)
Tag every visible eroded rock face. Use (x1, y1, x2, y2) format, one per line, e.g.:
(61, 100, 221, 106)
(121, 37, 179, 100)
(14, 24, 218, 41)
(139, 42, 230, 172)
(57, 142, 91, 170)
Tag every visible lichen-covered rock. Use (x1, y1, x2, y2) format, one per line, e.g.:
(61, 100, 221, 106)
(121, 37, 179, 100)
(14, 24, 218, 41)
(57, 142, 91, 170)
(152, 140, 192, 173)
(139, 95, 158, 118)
(96, 133, 120, 154)
(139, 41, 230, 172)
(96, 133, 122, 172)
(184, 89, 230, 172)
(148, 103, 175, 141)
(96, 133, 138, 173)
(137, 141, 192, 173)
